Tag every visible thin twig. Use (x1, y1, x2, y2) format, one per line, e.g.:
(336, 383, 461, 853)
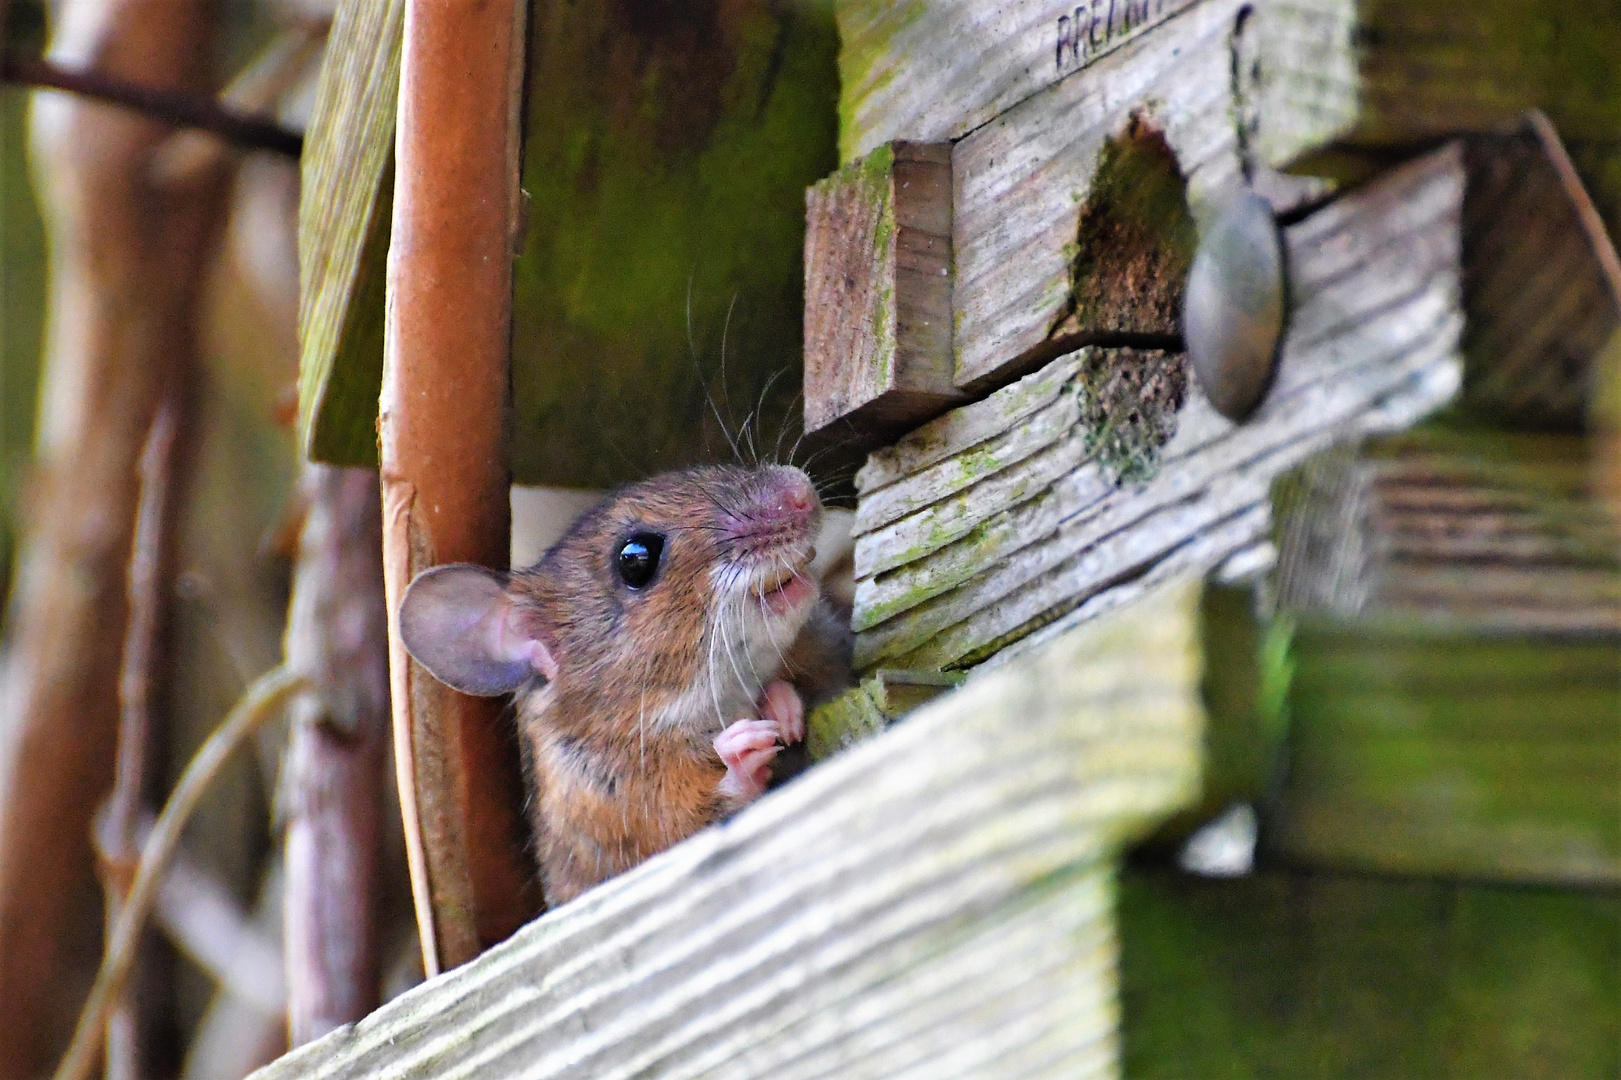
(53, 667, 310, 1080)
(0, 54, 303, 157)
(96, 391, 180, 1080)
(154, 21, 326, 183)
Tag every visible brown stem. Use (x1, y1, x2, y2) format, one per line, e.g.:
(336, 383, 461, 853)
(381, 0, 539, 975)
(52, 667, 308, 1080)
(282, 466, 390, 1046)
(0, 3, 232, 1074)
(94, 390, 181, 1080)
(0, 54, 303, 157)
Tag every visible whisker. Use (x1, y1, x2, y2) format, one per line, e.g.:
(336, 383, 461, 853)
(688, 276, 745, 465)
(773, 386, 802, 467)
(718, 291, 744, 463)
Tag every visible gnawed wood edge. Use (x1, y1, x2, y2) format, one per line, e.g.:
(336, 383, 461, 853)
(250, 579, 1206, 1080)
(295, 0, 404, 467)
(852, 146, 1466, 671)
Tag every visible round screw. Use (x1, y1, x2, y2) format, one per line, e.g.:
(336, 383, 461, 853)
(1183, 190, 1286, 421)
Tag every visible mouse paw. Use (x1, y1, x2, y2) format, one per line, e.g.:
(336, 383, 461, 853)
(715, 717, 780, 804)
(757, 679, 805, 745)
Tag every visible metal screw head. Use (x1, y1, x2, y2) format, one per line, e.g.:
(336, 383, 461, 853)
(1183, 191, 1286, 421)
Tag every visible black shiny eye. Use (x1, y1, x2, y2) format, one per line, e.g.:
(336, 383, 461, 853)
(615, 533, 665, 589)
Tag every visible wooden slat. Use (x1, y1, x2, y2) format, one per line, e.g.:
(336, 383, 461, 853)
(834, 0, 1201, 163)
(851, 146, 1465, 673)
(248, 580, 1205, 1080)
(1274, 623, 1621, 886)
(950, 0, 1248, 394)
(295, 0, 404, 467)
(1120, 867, 1621, 1077)
(1254, 0, 1621, 145)
(803, 142, 964, 446)
(1267, 420, 1621, 885)
(1461, 113, 1621, 429)
(1272, 428, 1621, 635)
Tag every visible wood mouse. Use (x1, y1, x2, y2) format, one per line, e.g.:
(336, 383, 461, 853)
(397, 464, 852, 906)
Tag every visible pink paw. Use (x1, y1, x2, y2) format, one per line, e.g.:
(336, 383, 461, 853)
(759, 679, 805, 745)
(714, 681, 806, 804)
(715, 718, 780, 803)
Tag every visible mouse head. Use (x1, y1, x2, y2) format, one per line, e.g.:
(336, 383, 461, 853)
(397, 464, 824, 710)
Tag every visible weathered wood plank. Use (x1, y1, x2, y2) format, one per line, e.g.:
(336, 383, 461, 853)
(249, 580, 1206, 1080)
(1462, 113, 1621, 429)
(950, 0, 1247, 394)
(851, 147, 1465, 672)
(855, 355, 1080, 494)
(803, 142, 964, 446)
(1272, 428, 1621, 634)
(1274, 623, 1621, 885)
(835, 0, 1201, 163)
(1265, 423, 1621, 885)
(295, 0, 404, 467)
(1254, 0, 1621, 235)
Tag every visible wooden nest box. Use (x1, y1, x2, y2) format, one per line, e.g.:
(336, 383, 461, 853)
(272, 1, 1621, 1076)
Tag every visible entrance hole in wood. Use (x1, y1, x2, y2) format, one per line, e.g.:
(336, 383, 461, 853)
(1048, 115, 1197, 347)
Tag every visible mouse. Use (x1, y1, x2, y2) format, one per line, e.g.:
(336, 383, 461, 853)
(397, 463, 853, 907)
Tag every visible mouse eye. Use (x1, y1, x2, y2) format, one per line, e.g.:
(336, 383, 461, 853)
(615, 532, 665, 590)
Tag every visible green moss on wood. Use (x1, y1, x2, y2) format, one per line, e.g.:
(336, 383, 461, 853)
(1120, 867, 1621, 1078)
(1275, 621, 1621, 885)
(805, 668, 962, 760)
(303, 164, 391, 467)
(510, 0, 839, 488)
(832, 0, 927, 164)
(806, 680, 884, 761)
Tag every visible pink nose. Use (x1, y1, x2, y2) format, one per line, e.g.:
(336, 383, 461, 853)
(768, 468, 817, 519)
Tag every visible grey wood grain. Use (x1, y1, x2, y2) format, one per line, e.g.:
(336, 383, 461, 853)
(852, 146, 1466, 671)
(950, 0, 1248, 393)
(835, 0, 1200, 162)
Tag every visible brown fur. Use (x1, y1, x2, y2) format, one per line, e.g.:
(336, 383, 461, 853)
(503, 465, 851, 905)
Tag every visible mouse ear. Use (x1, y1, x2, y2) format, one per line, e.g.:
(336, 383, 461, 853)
(398, 564, 559, 696)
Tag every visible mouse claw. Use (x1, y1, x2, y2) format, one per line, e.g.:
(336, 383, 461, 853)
(757, 679, 805, 746)
(715, 717, 780, 804)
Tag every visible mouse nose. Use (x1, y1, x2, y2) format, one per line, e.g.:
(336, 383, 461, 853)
(767, 468, 818, 520)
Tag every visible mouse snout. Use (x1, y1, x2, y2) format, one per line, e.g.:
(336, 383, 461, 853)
(764, 467, 818, 525)
(713, 466, 821, 559)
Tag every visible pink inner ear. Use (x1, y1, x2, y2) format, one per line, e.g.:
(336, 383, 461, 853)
(399, 564, 559, 696)
(494, 604, 558, 682)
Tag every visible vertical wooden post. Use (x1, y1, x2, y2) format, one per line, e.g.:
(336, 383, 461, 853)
(380, 0, 538, 975)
